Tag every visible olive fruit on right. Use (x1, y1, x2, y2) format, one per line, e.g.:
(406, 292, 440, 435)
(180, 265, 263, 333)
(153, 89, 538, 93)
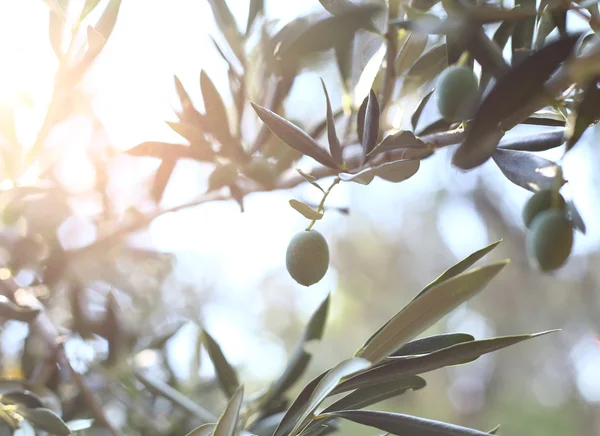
(526, 209, 573, 272)
(436, 65, 480, 122)
(286, 230, 329, 286)
(522, 189, 566, 228)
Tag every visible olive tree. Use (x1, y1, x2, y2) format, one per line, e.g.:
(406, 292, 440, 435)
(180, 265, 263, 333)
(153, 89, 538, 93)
(0, 0, 598, 435)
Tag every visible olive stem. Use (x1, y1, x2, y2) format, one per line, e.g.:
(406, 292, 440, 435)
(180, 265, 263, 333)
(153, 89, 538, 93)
(306, 177, 341, 231)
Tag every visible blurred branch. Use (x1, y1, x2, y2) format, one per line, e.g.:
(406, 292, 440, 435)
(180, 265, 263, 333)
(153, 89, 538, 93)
(0, 278, 124, 436)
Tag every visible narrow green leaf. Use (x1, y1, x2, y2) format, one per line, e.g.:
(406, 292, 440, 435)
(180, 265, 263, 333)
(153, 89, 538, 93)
(246, 0, 264, 34)
(0, 296, 40, 323)
(533, 8, 557, 49)
(48, 8, 65, 57)
(488, 425, 500, 435)
(207, 0, 244, 64)
(214, 386, 244, 436)
(320, 79, 343, 166)
(326, 410, 490, 435)
(152, 159, 176, 203)
(262, 294, 330, 408)
(395, 33, 428, 76)
(339, 168, 376, 185)
(174, 76, 195, 114)
(411, 88, 435, 131)
(370, 131, 427, 155)
(202, 330, 241, 399)
(296, 169, 325, 193)
(288, 357, 371, 436)
(251, 103, 337, 169)
(95, 0, 123, 42)
(304, 376, 426, 435)
(498, 129, 565, 152)
(126, 141, 212, 162)
(324, 376, 425, 412)
(135, 372, 217, 422)
(186, 423, 216, 436)
(248, 413, 285, 436)
(492, 148, 562, 192)
(358, 261, 508, 363)
(356, 95, 369, 146)
(391, 333, 475, 357)
(374, 160, 420, 183)
(413, 240, 502, 301)
(334, 38, 353, 91)
(341, 331, 556, 393)
(80, 0, 102, 21)
(511, 0, 536, 65)
(200, 70, 232, 145)
(22, 408, 70, 436)
(453, 34, 580, 170)
(362, 89, 380, 162)
(273, 373, 326, 436)
(273, 5, 382, 61)
(400, 44, 447, 98)
(289, 200, 324, 220)
(479, 19, 515, 92)
(566, 77, 600, 151)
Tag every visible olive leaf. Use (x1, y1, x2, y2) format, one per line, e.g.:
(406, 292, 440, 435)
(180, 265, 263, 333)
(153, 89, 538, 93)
(126, 142, 213, 162)
(80, 0, 102, 21)
(207, 0, 244, 65)
(297, 169, 326, 193)
(174, 75, 195, 115)
(200, 71, 233, 145)
(392, 333, 475, 357)
(260, 293, 330, 409)
(246, 0, 264, 35)
(152, 159, 176, 203)
(358, 261, 508, 363)
(21, 408, 70, 436)
(325, 410, 490, 436)
(369, 131, 427, 155)
(492, 148, 563, 192)
(479, 19, 515, 92)
(356, 95, 369, 145)
(362, 89, 381, 162)
(201, 329, 241, 399)
(186, 423, 216, 436)
(287, 357, 372, 436)
(511, 0, 536, 65)
(498, 128, 565, 152)
(95, 0, 123, 43)
(339, 331, 556, 393)
(66, 419, 95, 432)
(302, 376, 426, 434)
(361, 240, 501, 352)
(400, 44, 447, 99)
(273, 4, 382, 62)
(251, 103, 338, 168)
(289, 200, 324, 220)
(320, 79, 343, 166)
(411, 88, 435, 131)
(566, 77, 600, 151)
(453, 34, 581, 170)
(213, 386, 244, 436)
(374, 160, 421, 183)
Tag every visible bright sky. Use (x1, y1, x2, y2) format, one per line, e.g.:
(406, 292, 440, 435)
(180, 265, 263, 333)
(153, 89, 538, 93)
(1, 0, 600, 401)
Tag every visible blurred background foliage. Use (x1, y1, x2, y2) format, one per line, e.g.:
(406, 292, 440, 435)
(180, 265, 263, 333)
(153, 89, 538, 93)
(0, 0, 599, 435)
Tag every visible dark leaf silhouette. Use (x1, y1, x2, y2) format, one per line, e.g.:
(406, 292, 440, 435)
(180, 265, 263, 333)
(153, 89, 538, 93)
(498, 128, 565, 152)
(326, 410, 490, 435)
(251, 103, 337, 169)
(566, 77, 600, 151)
(320, 79, 343, 166)
(411, 88, 435, 131)
(362, 89, 380, 162)
(493, 148, 563, 192)
(453, 34, 581, 170)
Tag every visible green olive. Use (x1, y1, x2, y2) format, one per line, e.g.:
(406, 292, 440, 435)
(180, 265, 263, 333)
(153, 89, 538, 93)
(286, 230, 329, 286)
(526, 210, 573, 272)
(522, 189, 566, 228)
(208, 163, 238, 191)
(436, 65, 480, 122)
